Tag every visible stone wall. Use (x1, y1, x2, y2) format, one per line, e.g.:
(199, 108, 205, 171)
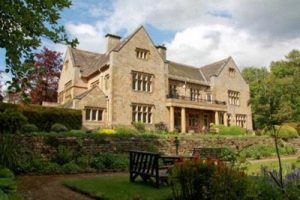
(19, 135, 300, 160)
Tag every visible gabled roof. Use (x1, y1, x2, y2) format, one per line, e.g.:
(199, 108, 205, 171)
(199, 57, 231, 80)
(74, 86, 106, 100)
(168, 61, 208, 84)
(69, 47, 109, 78)
(112, 26, 150, 53)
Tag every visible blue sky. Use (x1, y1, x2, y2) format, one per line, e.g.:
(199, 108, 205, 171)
(1, 0, 300, 76)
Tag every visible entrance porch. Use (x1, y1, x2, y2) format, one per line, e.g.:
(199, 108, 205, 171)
(169, 106, 228, 133)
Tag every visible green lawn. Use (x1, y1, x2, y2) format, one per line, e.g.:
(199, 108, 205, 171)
(246, 157, 300, 175)
(64, 175, 172, 200)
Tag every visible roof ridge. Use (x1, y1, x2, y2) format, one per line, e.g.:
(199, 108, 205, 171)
(167, 60, 200, 69)
(70, 47, 103, 56)
(199, 57, 229, 69)
(111, 25, 144, 52)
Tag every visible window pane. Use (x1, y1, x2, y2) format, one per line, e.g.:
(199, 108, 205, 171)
(98, 110, 103, 121)
(92, 110, 97, 120)
(148, 113, 152, 123)
(86, 109, 91, 120)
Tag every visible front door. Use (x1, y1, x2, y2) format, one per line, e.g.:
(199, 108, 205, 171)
(174, 111, 181, 132)
(204, 114, 209, 130)
(188, 113, 200, 133)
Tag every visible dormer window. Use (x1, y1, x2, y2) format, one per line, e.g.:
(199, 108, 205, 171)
(229, 68, 236, 77)
(136, 48, 150, 60)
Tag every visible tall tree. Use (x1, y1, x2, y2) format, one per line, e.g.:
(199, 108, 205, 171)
(0, 0, 78, 74)
(242, 67, 270, 129)
(242, 49, 300, 129)
(29, 47, 62, 104)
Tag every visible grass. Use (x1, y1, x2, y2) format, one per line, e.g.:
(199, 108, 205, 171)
(246, 157, 300, 175)
(64, 175, 172, 200)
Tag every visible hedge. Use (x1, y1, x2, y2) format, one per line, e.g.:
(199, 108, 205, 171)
(0, 103, 82, 131)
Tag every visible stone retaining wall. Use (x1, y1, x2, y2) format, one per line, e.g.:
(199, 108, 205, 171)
(18, 135, 300, 160)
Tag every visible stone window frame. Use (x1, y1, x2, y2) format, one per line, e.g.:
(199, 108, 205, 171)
(236, 114, 246, 128)
(85, 107, 104, 122)
(206, 93, 212, 102)
(131, 103, 154, 124)
(135, 48, 150, 60)
(228, 90, 240, 106)
(169, 84, 178, 97)
(190, 88, 201, 101)
(188, 113, 199, 127)
(132, 71, 153, 93)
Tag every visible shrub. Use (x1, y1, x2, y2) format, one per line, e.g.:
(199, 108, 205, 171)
(276, 125, 298, 139)
(0, 169, 14, 179)
(0, 111, 27, 134)
(133, 122, 145, 132)
(0, 178, 17, 194)
(22, 123, 39, 133)
(0, 103, 82, 131)
(155, 122, 168, 132)
(170, 158, 249, 200)
(0, 168, 17, 196)
(76, 155, 92, 168)
(115, 127, 139, 135)
(91, 153, 128, 171)
(69, 129, 87, 135)
(239, 144, 296, 159)
(0, 135, 22, 170)
(30, 158, 46, 171)
(51, 123, 68, 132)
(97, 128, 116, 134)
(43, 162, 61, 174)
(54, 145, 74, 165)
(218, 125, 247, 136)
(62, 161, 81, 173)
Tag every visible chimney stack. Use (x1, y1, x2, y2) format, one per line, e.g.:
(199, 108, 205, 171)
(105, 33, 121, 52)
(156, 45, 167, 61)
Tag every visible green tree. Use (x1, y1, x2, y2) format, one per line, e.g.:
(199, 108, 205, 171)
(242, 67, 270, 129)
(269, 49, 300, 124)
(242, 50, 300, 129)
(0, 0, 78, 74)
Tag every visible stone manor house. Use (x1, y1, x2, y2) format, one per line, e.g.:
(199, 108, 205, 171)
(57, 26, 253, 132)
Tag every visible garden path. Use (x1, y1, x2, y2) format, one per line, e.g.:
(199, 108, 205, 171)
(17, 172, 125, 200)
(248, 155, 298, 163)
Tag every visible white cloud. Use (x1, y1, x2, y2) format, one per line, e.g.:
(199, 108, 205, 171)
(166, 24, 300, 68)
(63, 0, 300, 67)
(65, 23, 106, 53)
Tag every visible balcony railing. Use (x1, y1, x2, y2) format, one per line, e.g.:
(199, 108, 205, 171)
(166, 94, 226, 105)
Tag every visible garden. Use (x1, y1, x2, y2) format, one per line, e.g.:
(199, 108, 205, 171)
(0, 102, 300, 199)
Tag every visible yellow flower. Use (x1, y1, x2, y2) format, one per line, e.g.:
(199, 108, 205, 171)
(97, 128, 116, 134)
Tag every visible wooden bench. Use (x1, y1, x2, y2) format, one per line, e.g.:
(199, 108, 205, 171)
(129, 150, 168, 188)
(192, 147, 227, 160)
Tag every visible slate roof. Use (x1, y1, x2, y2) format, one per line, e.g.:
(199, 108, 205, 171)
(199, 57, 230, 80)
(74, 86, 106, 100)
(167, 57, 231, 84)
(68, 25, 232, 82)
(69, 48, 109, 78)
(168, 61, 207, 84)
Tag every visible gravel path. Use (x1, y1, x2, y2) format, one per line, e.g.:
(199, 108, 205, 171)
(17, 173, 125, 200)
